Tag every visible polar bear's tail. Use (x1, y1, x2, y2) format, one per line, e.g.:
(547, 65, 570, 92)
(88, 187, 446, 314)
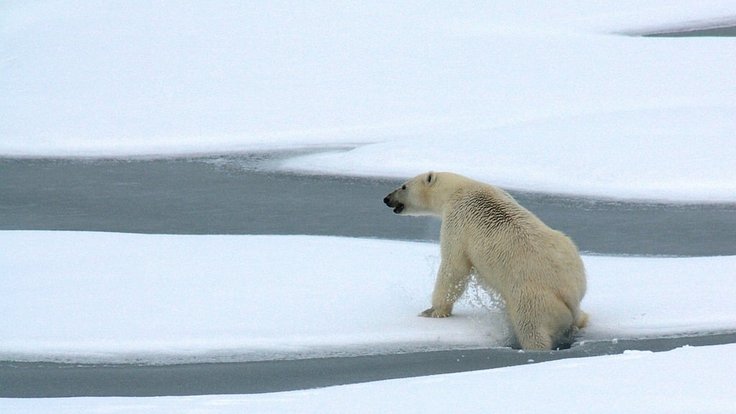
(575, 311, 589, 329)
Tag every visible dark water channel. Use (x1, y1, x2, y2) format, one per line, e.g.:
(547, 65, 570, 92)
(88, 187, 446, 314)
(2, 156, 735, 256)
(643, 24, 736, 37)
(2, 332, 735, 398)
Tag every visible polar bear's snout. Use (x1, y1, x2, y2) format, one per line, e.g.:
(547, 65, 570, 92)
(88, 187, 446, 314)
(383, 192, 405, 214)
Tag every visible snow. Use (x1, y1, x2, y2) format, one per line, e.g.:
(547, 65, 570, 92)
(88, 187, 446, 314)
(3, 231, 736, 410)
(2, 1, 736, 411)
(2, 231, 735, 364)
(281, 107, 736, 202)
(3, 344, 736, 413)
(2, 1, 736, 201)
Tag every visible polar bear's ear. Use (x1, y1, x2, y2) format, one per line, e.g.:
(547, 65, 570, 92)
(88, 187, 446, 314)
(426, 172, 435, 185)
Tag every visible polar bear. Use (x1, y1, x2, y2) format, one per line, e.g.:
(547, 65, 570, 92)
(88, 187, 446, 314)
(383, 172, 588, 350)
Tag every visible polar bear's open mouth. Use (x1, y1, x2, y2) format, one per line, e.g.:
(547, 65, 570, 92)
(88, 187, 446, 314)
(383, 195, 405, 214)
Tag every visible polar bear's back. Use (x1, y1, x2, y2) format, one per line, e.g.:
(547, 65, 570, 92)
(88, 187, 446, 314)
(442, 182, 586, 307)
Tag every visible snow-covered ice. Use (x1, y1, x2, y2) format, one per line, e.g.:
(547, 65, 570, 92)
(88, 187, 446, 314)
(2, 231, 734, 364)
(2, 1, 736, 201)
(281, 107, 736, 202)
(2, 231, 735, 412)
(2, 1, 736, 411)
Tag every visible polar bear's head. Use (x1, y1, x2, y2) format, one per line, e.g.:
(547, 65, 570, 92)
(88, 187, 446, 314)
(384, 171, 464, 216)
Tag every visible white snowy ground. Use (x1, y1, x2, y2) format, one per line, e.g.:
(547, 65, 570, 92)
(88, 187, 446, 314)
(1, 231, 736, 413)
(2, 1, 736, 201)
(2, 231, 736, 364)
(3, 1, 736, 412)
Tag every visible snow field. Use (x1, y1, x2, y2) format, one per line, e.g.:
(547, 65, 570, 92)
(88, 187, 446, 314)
(2, 1, 736, 411)
(2, 1, 736, 201)
(2, 231, 735, 364)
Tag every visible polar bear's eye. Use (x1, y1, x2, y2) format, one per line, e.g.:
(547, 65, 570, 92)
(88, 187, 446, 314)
(427, 173, 433, 183)
(401, 185, 407, 190)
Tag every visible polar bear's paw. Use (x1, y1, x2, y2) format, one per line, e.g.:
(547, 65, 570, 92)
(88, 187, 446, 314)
(420, 307, 451, 318)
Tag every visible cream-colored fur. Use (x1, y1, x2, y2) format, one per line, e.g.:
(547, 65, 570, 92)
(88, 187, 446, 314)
(384, 172, 588, 350)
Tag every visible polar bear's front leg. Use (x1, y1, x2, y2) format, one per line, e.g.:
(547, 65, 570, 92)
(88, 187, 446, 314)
(420, 248, 471, 318)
